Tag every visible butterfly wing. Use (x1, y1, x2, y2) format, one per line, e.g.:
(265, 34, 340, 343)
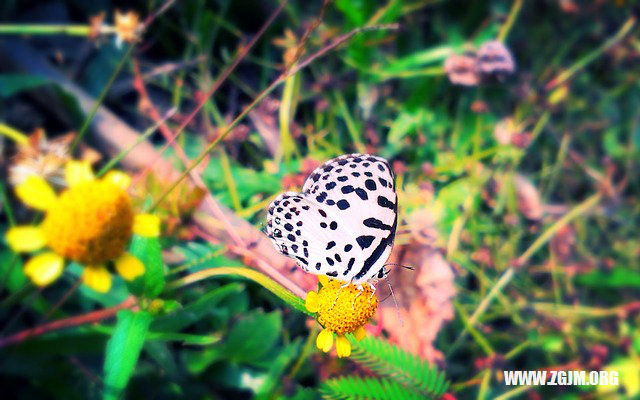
(266, 192, 354, 278)
(301, 154, 397, 283)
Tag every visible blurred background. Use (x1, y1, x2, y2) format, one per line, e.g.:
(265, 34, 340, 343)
(0, 1, 639, 399)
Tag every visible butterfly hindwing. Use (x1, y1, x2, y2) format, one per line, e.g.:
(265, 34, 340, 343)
(266, 192, 349, 278)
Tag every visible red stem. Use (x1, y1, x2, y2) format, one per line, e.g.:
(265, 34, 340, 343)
(0, 296, 136, 348)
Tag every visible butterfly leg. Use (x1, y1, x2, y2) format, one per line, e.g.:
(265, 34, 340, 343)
(367, 282, 377, 303)
(330, 282, 350, 310)
(351, 284, 365, 309)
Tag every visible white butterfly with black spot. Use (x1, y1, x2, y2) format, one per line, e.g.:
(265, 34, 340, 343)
(265, 153, 397, 286)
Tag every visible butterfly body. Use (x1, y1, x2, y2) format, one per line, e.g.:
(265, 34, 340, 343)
(266, 154, 397, 285)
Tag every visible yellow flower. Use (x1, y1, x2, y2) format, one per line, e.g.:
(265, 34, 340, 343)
(5, 160, 160, 292)
(305, 277, 378, 358)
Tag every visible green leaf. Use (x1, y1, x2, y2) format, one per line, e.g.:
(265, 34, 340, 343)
(256, 340, 302, 399)
(223, 310, 282, 363)
(181, 310, 283, 375)
(128, 234, 165, 298)
(0, 74, 49, 97)
(575, 266, 640, 288)
(103, 310, 152, 400)
(0, 249, 27, 292)
(152, 283, 244, 332)
(375, 46, 451, 76)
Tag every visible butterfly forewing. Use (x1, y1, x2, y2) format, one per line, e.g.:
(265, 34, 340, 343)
(267, 154, 397, 284)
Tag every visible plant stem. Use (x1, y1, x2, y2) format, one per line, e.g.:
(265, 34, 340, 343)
(95, 108, 176, 177)
(0, 24, 91, 36)
(71, 42, 136, 152)
(497, 0, 523, 43)
(545, 16, 636, 89)
(448, 192, 602, 356)
(165, 266, 311, 316)
(0, 297, 136, 348)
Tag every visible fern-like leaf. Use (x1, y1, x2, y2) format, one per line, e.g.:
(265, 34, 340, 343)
(320, 376, 423, 400)
(348, 335, 449, 397)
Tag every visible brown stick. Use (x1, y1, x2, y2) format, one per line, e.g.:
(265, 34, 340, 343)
(0, 297, 137, 348)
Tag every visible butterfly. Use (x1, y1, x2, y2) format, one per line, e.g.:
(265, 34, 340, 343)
(265, 154, 397, 287)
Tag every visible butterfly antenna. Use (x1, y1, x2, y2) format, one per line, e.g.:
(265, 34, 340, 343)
(384, 263, 415, 271)
(384, 274, 404, 327)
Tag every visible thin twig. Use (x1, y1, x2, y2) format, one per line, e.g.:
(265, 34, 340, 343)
(0, 297, 136, 348)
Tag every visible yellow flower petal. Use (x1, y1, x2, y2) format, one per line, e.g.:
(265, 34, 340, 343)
(24, 252, 64, 287)
(133, 214, 160, 237)
(114, 252, 145, 280)
(15, 175, 57, 210)
(316, 328, 334, 353)
(354, 326, 367, 341)
(5, 226, 46, 252)
(65, 160, 95, 187)
(103, 170, 131, 190)
(336, 335, 351, 358)
(83, 265, 112, 293)
(305, 291, 320, 313)
(318, 275, 329, 287)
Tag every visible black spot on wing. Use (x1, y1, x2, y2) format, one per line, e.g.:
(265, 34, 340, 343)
(341, 185, 354, 194)
(344, 244, 352, 252)
(363, 217, 392, 230)
(355, 234, 392, 280)
(365, 179, 377, 191)
(356, 235, 375, 249)
(326, 241, 336, 250)
(355, 188, 368, 201)
(343, 257, 355, 276)
(377, 195, 394, 209)
(326, 271, 338, 277)
(337, 199, 350, 210)
(295, 256, 307, 265)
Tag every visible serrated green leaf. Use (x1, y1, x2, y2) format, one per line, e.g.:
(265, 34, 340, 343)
(103, 310, 152, 400)
(348, 335, 448, 398)
(321, 376, 423, 400)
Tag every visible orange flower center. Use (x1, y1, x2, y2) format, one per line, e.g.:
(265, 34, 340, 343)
(42, 180, 133, 264)
(315, 280, 378, 335)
